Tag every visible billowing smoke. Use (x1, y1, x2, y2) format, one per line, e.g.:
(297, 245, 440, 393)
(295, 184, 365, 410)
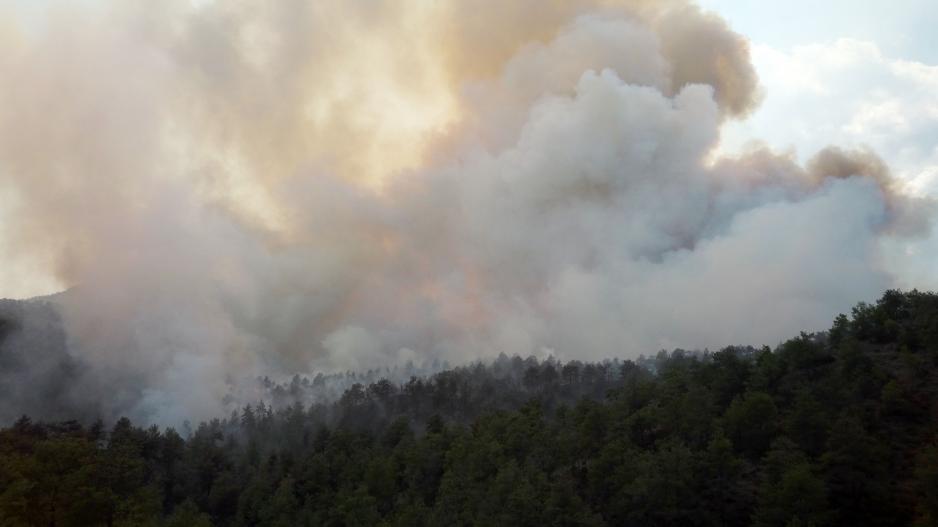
(0, 0, 931, 424)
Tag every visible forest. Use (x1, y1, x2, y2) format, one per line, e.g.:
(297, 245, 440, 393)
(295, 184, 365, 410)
(2, 289, 938, 526)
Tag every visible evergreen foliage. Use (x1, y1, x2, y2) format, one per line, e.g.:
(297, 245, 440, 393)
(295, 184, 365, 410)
(2, 290, 938, 526)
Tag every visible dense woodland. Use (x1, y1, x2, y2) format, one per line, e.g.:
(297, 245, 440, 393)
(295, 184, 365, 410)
(2, 290, 938, 526)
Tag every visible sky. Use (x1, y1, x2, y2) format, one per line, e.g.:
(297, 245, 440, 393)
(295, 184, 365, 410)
(0, 0, 936, 422)
(699, 0, 938, 195)
(702, 0, 938, 293)
(699, 0, 938, 64)
(700, 1, 938, 294)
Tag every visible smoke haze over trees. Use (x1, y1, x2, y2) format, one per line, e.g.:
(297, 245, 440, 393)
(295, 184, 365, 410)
(2, 3, 937, 525)
(3, 290, 938, 525)
(2, 3, 938, 525)
(0, 0, 934, 425)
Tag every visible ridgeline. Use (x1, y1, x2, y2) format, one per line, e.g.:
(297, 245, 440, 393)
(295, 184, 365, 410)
(2, 290, 938, 526)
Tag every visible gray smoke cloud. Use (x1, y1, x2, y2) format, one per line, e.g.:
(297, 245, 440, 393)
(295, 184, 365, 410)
(0, 0, 931, 424)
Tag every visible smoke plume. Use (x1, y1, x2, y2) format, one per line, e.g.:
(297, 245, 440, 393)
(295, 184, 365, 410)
(0, 0, 931, 424)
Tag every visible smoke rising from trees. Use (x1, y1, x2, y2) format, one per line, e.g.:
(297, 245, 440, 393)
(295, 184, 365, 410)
(0, 0, 932, 423)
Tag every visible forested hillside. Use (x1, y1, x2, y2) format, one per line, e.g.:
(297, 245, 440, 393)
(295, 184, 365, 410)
(2, 290, 938, 526)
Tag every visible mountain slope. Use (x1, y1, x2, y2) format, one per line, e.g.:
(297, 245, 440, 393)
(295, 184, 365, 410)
(1, 290, 938, 525)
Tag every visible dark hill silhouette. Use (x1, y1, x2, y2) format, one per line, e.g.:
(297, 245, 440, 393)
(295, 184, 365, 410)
(2, 290, 938, 525)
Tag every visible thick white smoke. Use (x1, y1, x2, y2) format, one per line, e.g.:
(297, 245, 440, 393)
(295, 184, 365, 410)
(0, 0, 931, 423)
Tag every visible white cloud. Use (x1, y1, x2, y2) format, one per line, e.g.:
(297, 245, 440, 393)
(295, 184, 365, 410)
(720, 38, 938, 197)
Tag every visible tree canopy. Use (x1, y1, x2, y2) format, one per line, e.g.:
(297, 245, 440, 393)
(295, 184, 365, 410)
(2, 289, 938, 526)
